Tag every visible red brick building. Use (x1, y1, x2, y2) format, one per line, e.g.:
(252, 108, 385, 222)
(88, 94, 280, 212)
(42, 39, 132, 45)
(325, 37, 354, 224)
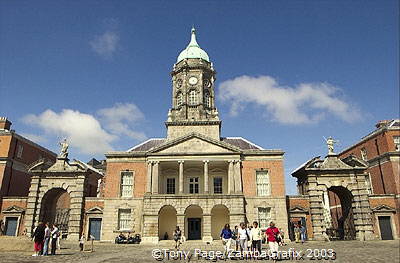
(339, 119, 400, 240)
(0, 117, 57, 236)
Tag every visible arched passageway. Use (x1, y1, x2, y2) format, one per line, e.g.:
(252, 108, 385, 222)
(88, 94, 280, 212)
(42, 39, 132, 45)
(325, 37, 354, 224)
(327, 186, 356, 240)
(185, 205, 203, 240)
(158, 205, 177, 240)
(40, 188, 70, 233)
(211, 204, 229, 240)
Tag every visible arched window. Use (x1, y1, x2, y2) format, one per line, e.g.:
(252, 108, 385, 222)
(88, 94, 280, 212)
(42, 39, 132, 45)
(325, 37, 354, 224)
(189, 90, 197, 105)
(204, 91, 211, 108)
(176, 92, 183, 107)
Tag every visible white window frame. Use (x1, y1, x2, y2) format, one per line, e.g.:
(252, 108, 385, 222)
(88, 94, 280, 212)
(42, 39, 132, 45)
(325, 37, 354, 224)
(176, 92, 183, 107)
(189, 177, 199, 194)
(204, 91, 210, 108)
(256, 170, 270, 196)
(118, 209, 131, 231)
(258, 207, 271, 229)
(120, 171, 134, 198)
(189, 90, 197, 105)
(166, 177, 176, 194)
(213, 177, 223, 194)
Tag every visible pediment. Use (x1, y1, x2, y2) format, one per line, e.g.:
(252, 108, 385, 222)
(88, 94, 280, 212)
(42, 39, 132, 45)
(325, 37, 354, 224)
(371, 204, 395, 212)
(85, 206, 103, 214)
(289, 206, 309, 213)
(149, 133, 241, 154)
(3, 205, 25, 214)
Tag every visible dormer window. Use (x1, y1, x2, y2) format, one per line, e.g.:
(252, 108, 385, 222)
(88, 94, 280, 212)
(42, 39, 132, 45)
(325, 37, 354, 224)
(189, 90, 197, 105)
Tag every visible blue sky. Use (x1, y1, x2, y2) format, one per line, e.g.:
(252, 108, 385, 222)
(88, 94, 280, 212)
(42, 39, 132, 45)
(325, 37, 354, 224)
(0, 0, 398, 194)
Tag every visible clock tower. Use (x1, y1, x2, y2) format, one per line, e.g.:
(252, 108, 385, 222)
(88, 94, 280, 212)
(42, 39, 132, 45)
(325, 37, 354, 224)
(166, 28, 221, 140)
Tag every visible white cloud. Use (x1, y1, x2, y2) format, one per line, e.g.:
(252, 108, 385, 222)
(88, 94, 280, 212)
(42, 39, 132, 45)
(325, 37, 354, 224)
(21, 103, 147, 156)
(218, 75, 362, 125)
(97, 103, 147, 141)
(22, 109, 116, 155)
(89, 30, 119, 58)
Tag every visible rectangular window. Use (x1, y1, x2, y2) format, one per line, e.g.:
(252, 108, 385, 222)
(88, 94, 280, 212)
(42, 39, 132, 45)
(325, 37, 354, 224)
(258, 207, 271, 229)
(256, 170, 270, 196)
(360, 147, 368, 161)
(189, 177, 199, 194)
(118, 209, 131, 230)
(394, 136, 400, 151)
(16, 145, 23, 158)
(166, 178, 176, 194)
(213, 177, 223, 194)
(120, 171, 133, 197)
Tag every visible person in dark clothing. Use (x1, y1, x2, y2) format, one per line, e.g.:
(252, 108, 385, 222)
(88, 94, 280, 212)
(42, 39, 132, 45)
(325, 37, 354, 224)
(50, 224, 59, 255)
(32, 222, 45, 257)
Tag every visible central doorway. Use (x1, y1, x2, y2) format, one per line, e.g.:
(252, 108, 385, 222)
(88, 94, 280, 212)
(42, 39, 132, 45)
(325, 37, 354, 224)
(188, 218, 201, 240)
(185, 205, 203, 240)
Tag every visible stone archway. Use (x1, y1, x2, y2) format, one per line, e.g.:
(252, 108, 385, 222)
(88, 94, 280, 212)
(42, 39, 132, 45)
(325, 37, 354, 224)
(40, 188, 71, 233)
(185, 205, 203, 240)
(327, 186, 356, 240)
(158, 205, 177, 240)
(211, 204, 229, 240)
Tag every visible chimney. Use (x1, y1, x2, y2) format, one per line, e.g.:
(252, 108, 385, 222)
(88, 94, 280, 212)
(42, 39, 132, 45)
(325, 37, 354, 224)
(0, 117, 12, 131)
(375, 120, 391, 129)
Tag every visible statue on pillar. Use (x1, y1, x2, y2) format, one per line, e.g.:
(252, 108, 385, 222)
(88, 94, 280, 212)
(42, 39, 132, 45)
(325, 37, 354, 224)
(59, 138, 69, 159)
(324, 136, 338, 155)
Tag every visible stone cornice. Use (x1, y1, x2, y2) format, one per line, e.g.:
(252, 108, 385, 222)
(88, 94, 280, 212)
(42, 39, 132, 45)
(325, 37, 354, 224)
(165, 120, 221, 127)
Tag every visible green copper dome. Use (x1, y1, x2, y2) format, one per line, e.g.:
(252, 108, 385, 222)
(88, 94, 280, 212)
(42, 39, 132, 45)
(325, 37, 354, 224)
(177, 28, 210, 63)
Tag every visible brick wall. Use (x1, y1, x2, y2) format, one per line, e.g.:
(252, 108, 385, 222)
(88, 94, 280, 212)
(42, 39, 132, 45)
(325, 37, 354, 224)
(242, 160, 285, 197)
(104, 161, 147, 198)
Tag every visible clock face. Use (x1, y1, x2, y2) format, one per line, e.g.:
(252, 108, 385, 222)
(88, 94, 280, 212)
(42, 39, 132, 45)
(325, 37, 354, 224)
(188, 76, 198, 85)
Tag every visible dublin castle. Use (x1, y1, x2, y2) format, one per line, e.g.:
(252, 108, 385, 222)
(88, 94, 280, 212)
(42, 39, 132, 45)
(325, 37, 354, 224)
(0, 29, 398, 242)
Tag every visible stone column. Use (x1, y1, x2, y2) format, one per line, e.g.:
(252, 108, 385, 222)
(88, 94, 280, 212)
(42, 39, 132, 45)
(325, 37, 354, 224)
(177, 214, 185, 238)
(202, 214, 213, 242)
(24, 176, 41, 236)
(152, 161, 159, 194)
(228, 160, 235, 194)
(203, 160, 209, 194)
(234, 161, 242, 193)
(308, 176, 325, 241)
(146, 161, 152, 193)
(67, 175, 85, 241)
(178, 161, 184, 194)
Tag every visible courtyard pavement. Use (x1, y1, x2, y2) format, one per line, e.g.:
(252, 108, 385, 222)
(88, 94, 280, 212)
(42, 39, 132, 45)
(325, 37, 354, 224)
(0, 239, 399, 263)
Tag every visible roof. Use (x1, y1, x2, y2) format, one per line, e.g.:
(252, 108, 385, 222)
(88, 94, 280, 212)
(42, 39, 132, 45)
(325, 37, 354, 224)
(340, 119, 399, 154)
(127, 136, 264, 152)
(177, 27, 210, 63)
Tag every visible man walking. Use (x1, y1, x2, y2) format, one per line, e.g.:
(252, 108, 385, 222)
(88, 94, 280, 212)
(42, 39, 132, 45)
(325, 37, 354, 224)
(266, 221, 280, 262)
(50, 224, 59, 255)
(250, 221, 262, 254)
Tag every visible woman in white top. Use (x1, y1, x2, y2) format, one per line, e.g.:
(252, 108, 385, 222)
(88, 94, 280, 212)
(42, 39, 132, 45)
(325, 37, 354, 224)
(237, 223, 249, 252)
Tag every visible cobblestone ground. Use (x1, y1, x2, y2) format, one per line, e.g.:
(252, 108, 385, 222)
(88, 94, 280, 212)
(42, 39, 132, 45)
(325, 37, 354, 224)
(1, 240, 398, 263)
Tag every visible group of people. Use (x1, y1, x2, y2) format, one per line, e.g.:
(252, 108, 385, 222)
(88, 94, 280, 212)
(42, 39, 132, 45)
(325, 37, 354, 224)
(220, 221, 284, 257)
(31, 222, 60, 257)
(293, 223, 307, 243)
